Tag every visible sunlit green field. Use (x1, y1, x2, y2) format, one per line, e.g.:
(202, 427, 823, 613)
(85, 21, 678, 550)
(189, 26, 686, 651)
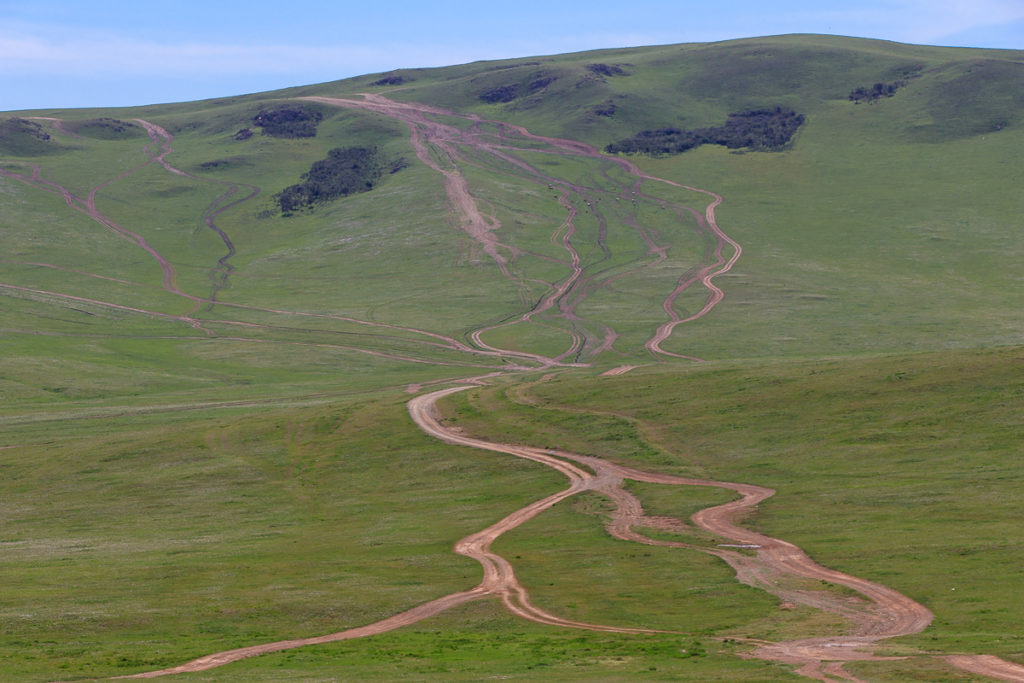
(2, 34, 1022, 681)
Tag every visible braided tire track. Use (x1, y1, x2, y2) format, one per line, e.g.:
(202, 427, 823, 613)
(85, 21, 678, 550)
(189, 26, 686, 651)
(0, 158, 186, 298)
(131, 118, 259, 305)
(304, 95, 740, 364)
(114, 383, 983, 682)
(3, 124, 514, 365)
(19, 108, 1011, 682)
(113, 384, 659, 678)
(946, 655, 1024, 682)
(643, 186, 740, 359)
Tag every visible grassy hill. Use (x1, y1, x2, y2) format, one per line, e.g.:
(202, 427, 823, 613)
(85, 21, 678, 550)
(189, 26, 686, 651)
(1, 34, 1022, 681)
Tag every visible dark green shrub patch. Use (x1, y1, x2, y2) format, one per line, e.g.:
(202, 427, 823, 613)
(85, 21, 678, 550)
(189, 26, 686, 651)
(253, 106, 323, 138)
(275, 146, 406, 213)
(607, 107, 805, 155)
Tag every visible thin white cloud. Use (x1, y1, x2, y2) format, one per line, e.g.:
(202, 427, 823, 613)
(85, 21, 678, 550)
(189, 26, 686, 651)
(799, 0, 1024, 45)
(2, 7, 1019, 86)
(0, 22, 492, 79)
(895, 0, 1024, 43)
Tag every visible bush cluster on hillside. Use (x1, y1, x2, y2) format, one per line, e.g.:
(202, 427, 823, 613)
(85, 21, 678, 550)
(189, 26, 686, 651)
(0, 117, 57, 155)
(67, 118, 142, 139)
(275, 146, 405, 213)
(849, 80, 907, 103)
(593, 100, 617, 117)
(479, 74, 557, 104)
(0, 118, 50, 141)
(480, 85, 519, 104)
(586, 63, 629, 77)
(253, 106, 323, 138)
(606, 108, 805, 155)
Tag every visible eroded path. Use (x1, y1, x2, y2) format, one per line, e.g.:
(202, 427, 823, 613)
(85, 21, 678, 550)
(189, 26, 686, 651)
(116, 384, 1024, 682)
(5, 100, 739, 368)
(0, 118, 513, 367)
(9, 111, 1018, 682)
(304, 94, 740, 363)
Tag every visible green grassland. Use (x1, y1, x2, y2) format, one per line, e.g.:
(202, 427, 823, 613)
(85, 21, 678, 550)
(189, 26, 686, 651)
(442, 346, 1024, 676)
(2, 34, 1023, 680)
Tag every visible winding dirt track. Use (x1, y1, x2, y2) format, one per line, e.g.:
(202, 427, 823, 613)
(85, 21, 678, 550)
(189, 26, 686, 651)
(6, 99, 737, 367)
(946, 656, 1024, 682)
(303, 95, 738, 363)
(1, 121, 503, 363)
(7, 110, 1021, 682)
(0, 155, 187, 298)
(131, 118, 258, 306)
(116, 384, 958, 681)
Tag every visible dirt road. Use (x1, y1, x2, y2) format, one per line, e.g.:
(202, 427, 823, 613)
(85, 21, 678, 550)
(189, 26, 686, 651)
(10, 110, 1018, 682)
(946, 655, 1024, 682)
(7, 100, 741, 367)
(304, 94, 740, 364)
(118, 384, 979, 681)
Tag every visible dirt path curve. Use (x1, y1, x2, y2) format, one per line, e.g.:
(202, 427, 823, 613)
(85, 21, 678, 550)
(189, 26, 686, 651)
(303, 96, 571, 369)
(115, 383, 963, 681)
(113, 384, 661, 678)
(454, 110, 742, 362)
(643, 186, 740, 359)
(304, 95, 740, 364)
(131, 118, 260, 305)
(26, 116, 84, 139)
(600, 364, 640, 376)
(0, 157, 188, 299)
(303, 96, 514, 277)
(946, 655, 1024, 682)
(114, 590, 487, 679)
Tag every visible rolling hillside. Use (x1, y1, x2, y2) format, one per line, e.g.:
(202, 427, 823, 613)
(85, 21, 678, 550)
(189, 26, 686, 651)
(1, 35, 1022, 681)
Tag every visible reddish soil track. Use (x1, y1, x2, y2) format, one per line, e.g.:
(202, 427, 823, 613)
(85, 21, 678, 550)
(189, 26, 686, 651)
(600, 364, 640, 376)
(0, 136, 188, 300)
(643, 184, 740, 359)
(303, 95, 739, 363)
(10, 111, 1014, 681)
(26, 116, 84, 139)
(945, 655, 1024, 682)
(304, 96, 514, 276)
(119, 385, 992, 682)
(1, 119, 503, 363)
(130, 118, 259, 305)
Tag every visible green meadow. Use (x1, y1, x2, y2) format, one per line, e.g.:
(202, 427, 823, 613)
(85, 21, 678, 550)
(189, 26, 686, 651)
(1, 34, 1022, 680)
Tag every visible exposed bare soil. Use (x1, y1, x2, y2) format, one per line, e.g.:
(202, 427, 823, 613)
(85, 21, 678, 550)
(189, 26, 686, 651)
(303, 94, 739, 364)
(112, 384, 928, 680)
(946, 655, 1024, 682)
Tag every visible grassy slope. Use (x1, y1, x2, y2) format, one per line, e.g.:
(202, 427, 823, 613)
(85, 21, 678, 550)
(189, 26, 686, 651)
(361, 34, 1024, 360)
(1, 34, 1023, 681)
(442, 346, 1024, 677)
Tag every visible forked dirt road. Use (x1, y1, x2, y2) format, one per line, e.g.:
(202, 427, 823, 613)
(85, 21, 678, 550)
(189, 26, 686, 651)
(12, 109, 1020, 682)
(116, 384, 1024, 682)
(303, 94, 739, 364)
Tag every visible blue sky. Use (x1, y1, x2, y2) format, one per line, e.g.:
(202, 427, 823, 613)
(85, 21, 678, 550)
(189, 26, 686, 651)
(2, 0, 1022, 111)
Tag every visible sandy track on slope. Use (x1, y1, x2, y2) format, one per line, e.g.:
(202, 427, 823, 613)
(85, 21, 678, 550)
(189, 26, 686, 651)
(0, 157, 186, 299)
(2, 121, 503, 364)
(946, 655, 1024, 682)
(116, 384, 955, 681)
(304, 95, 741, 363)
(600, 364, 640, 376)
(114, 384, 659, 678)
(15, 110, 1014, 681)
